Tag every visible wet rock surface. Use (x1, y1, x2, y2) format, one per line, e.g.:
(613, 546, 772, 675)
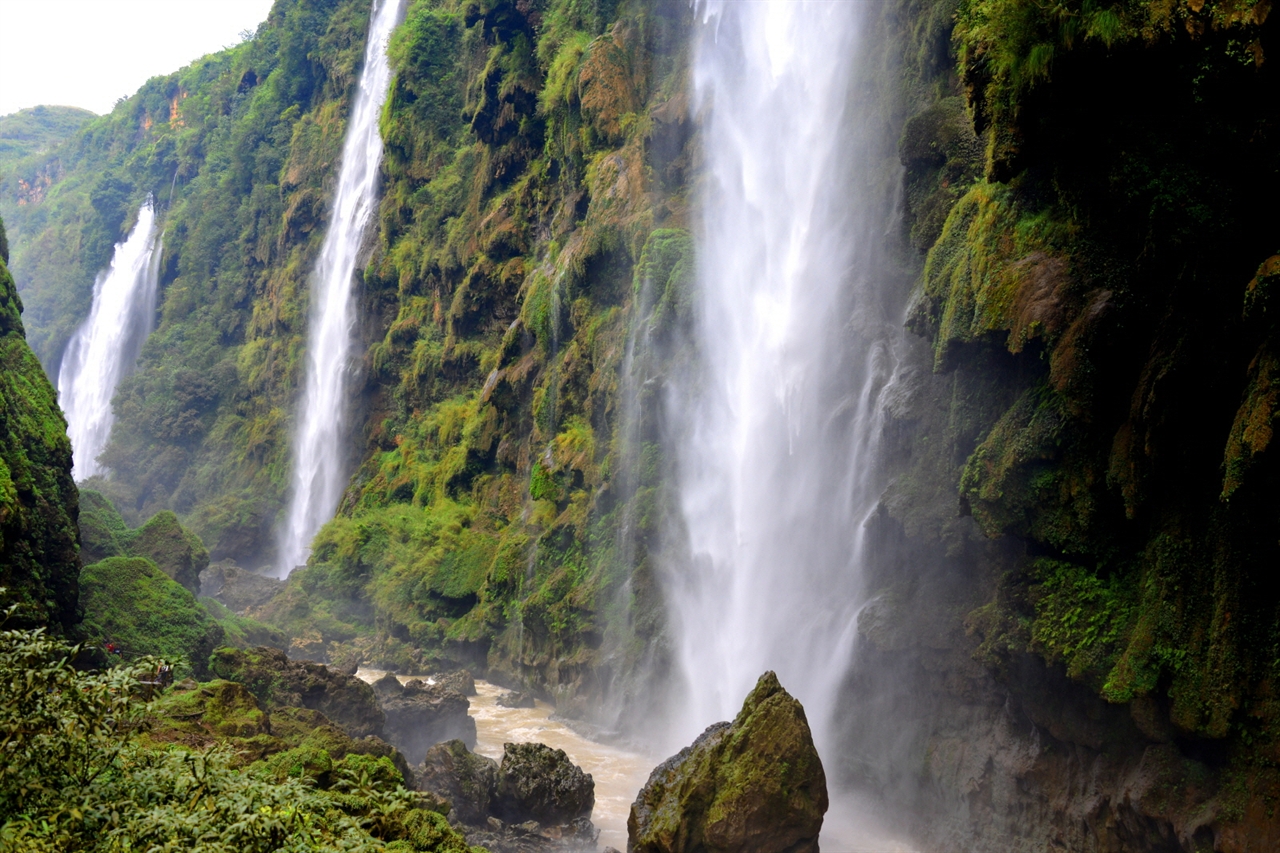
(418, 738, 499, 824)
(373, 672, 477, 763)
(497, 690, 535, 708)
(628, 671, 828, 853)
(208, 645, 385, 738)
(415, 738, 597, 851)
(199, 563, 285, 613)
(497, 742, 595, 825)
(431, 668, 477, 696)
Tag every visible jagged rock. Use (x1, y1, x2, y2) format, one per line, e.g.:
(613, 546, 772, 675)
(628, 671, 828, 853)
(497, 742, 595, 825)
(497, 690, 535, 708)
(208, 646, 385, 738)
(374, 673, 477, 763)
(199, 562, 285, 613)
(417, 738, 499, 824)
(432, 668, 477, 696)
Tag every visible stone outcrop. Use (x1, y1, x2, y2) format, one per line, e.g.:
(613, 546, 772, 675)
(417, 738, 499, 824)
(372, 672, 477, 763)
(416, 738, 596, 848)
(628, 671, 828, 853)
(208, 645, 384, 738)
(496, 742, 595, 825)
(432, 668, 477, 696)
(199, 562, 285, 614)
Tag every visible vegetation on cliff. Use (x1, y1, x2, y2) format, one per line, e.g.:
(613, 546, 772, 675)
(895, 0, 1280, 814)
(0, 220, 79, 631)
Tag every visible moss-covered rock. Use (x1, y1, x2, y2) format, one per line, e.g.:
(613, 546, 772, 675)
(208, 645, 385, 738)
(417, 738, 499, 825)
(0, 246, 79, 630)
(628, 672, 827, 853)
(495, 741, 594, 826)
(78, 555, 222, 676)
(126, 510, 208, 594)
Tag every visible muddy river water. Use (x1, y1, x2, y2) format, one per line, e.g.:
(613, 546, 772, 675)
(356, 670, 917, 852)
(357, 671, 654, 849)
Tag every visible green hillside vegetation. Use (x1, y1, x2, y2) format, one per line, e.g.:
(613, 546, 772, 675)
(0, 105, 96, 173)
(0, 611, 479, 852)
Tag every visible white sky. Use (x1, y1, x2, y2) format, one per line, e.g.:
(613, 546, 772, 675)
(0, 0, 277, 117)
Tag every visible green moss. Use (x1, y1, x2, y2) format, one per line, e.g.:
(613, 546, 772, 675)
(0, 251, 80, 631)
(79, 555, 222, 676)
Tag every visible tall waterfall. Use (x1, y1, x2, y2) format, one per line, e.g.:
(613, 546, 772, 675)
(668, 0, 902, 748)
(57, 198, 162, 481)
(277, 0, 406, 575)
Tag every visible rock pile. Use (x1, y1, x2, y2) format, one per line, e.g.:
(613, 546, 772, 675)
(417, 738, 597, 850)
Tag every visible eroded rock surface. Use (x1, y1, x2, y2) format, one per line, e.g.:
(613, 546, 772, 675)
(497, 742, 595, 825)
(418, 738, 499, 824)
(208, 645, 385, 738)
(373, 672, 477, 763)
(628, 671, 828, 853)
(497, 690, 535, 708)
(415, 738, 597, 850)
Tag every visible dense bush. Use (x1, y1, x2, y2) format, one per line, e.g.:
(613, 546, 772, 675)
(0, 598, 480, 852)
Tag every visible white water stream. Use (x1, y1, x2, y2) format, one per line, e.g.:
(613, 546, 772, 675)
(57, 197, 162, 481)
(278, 0, 406, 575)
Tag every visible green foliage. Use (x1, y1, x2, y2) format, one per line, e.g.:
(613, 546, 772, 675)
(0, 252, 79, 631)
(78, 556, 222, 676)
(0, 106, 96, 174)
(0, 614, 480, 852)
(1028, 559, 1134, 684)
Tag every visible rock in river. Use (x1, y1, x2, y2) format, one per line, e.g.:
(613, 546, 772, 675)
(628, 671, 828, 853)
(373, 672, 477, 764)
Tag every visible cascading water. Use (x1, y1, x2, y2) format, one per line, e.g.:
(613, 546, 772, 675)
(668, 0, 903, 752)
(277, 0, 406, 575)
(57, 197, 162, 481)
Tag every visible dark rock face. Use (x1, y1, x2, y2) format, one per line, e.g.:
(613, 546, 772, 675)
(433, 668, 477, 696)
(629, 671, 828, 853)
(497, 690, 535, 708)
(208, 646, 385, 738)
(199, 562, 284, 613)
(497, 742, 595, 825)
(374, 673, 477, 764)
(417, 738, 499, 824)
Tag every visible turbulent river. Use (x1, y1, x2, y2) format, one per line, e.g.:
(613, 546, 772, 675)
(357, 672, 655, 850)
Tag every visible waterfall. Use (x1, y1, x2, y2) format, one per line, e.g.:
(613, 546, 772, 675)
(57, 197, 162, 481)
(277, 0, 406, 576)
(668, 0, 902, 748)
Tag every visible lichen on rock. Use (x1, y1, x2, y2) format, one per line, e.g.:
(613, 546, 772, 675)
(628, 671, 828, 853)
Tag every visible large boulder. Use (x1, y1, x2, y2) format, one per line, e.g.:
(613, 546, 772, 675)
(497, 742, 595, 825)
(417, 738, 499, 824)
(128, 510, 208, 594)
(373, 673, 477, 764)
(208, 645, 385, 738)
(628, 671, 828, 853)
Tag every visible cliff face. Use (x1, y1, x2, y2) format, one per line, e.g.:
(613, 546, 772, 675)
(0, 221, 80, 630)
(834, 0, 1280, 848)
(3, 0, 1280, 847)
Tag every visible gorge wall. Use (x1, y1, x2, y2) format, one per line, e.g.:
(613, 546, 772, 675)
(1, 0, 1278, 849)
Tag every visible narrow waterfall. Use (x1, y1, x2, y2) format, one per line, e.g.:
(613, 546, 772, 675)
(57, 197, 162, 481)
(277, 0, 406, 575)
(669, 0, 901, 747)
